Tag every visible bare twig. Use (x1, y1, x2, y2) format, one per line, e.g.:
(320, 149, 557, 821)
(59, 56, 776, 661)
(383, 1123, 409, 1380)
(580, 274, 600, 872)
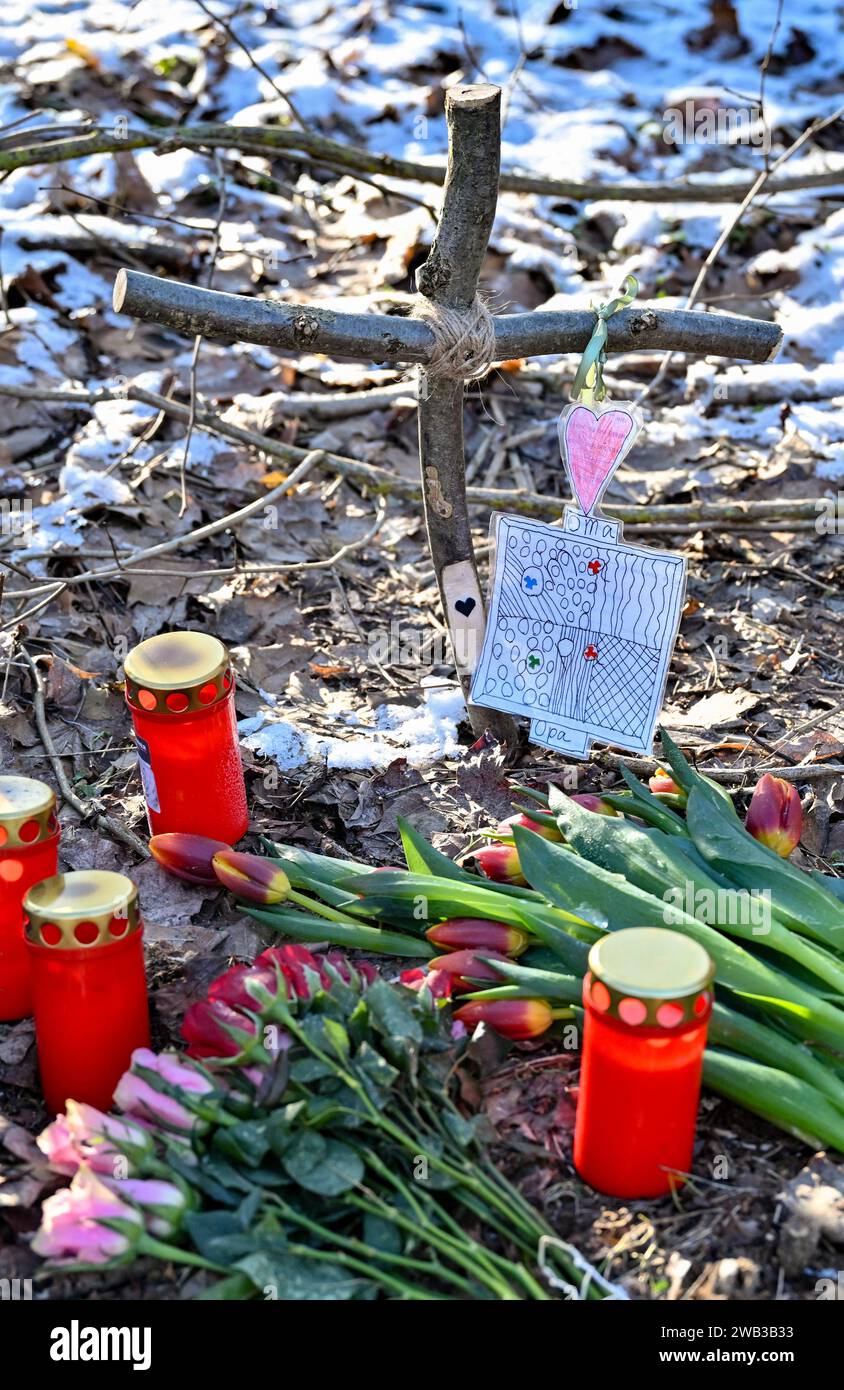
(641, 102, 844, 401)
(0, 383, 821, 539)
(192, 0, 307, 129)
(0, 449, 326, 625)
(19, 646, 149, 859)
(180, 150, 227, 514)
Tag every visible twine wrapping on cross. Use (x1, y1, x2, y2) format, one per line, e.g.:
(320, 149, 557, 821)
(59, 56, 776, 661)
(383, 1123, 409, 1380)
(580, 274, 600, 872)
(411, 293, 497, 380)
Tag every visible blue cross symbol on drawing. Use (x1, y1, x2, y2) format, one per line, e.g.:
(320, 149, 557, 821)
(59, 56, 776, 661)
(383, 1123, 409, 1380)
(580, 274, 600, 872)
(523, 575, 538, 591)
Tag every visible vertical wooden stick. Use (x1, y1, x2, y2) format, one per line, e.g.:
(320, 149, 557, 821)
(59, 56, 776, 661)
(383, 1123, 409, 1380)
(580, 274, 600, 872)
(416, 84, 519, 747)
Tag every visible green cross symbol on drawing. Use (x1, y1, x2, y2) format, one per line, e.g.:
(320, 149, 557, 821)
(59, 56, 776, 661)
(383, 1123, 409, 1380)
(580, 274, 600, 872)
(526, 653, 542, 672)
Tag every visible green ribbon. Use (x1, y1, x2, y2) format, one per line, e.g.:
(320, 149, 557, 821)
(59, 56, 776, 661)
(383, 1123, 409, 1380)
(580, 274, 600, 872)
(570, 275, 638, 403)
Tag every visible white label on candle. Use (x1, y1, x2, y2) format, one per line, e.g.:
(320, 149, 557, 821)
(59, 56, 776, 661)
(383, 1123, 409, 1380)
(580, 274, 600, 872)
(135, 735, 161, 813)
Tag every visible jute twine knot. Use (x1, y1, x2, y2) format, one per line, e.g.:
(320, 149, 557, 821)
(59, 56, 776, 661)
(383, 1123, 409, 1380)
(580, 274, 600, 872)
(411, 294, 496, 381)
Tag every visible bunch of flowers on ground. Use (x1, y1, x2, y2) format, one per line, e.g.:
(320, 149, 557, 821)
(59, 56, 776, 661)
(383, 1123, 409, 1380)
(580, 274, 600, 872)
(33, 943, 619, 1301)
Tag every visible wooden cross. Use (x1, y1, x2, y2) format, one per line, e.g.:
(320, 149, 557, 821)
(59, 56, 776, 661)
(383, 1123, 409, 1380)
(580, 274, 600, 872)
(113, 84, 781, 748)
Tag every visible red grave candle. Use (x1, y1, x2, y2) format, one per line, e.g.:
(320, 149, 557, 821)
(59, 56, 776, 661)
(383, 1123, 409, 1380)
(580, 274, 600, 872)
(24, 871, 150, 1114)
(0, 776, 60, 1021)
(573, 927, 714, 1199)
(124, 631, 248, 843)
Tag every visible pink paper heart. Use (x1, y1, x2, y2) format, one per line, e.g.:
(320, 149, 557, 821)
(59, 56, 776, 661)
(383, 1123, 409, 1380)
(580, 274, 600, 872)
(563, 405, 635, 514)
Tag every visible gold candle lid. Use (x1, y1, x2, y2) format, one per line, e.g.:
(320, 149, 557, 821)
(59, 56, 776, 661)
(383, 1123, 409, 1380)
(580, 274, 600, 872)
(24, 870, 141, 950)
(586, 927, 714, 1029)
(0, 776, 58, 850)
(124, 631, 232, 714)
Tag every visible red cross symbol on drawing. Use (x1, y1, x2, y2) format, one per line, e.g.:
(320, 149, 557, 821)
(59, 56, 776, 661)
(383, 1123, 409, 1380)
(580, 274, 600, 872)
(583, 645, 599, 661)
(587, 559, 601, 575)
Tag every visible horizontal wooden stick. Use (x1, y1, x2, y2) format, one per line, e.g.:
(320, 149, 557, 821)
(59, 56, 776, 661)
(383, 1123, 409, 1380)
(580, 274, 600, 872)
(3, 121, 843, 204)
(114, 269, 782, 364)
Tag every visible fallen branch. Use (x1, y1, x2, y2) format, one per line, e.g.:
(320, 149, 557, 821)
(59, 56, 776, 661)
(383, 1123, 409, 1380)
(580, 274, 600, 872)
(0, 383, 822, 537)
(688, 361, 844, 405)
(596, 753, 844, 785)
(2, 120, 844, 204)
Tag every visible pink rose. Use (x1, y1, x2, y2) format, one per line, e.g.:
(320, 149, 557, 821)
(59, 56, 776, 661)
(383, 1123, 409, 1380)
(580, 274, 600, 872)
(32, 1166, 142, 1267)
(113, 1073, 201, 1134)
(37, 1101, 151, 1177)
(102, 1176, 190, 1237)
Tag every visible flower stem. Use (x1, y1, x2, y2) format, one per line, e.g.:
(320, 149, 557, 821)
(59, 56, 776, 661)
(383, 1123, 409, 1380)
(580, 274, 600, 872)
(287, 888, 366, 926)
(267, 1193, 479, 1298)
(138, 1235, 228, 1273)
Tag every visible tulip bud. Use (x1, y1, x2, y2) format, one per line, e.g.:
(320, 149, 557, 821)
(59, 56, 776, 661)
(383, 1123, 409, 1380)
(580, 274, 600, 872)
(212, 850, 291, 904)
(453, 998, 554, 1040)
(647, 769, 684, 798)
(745, 773, 803, 857)
(428, 950, 511, 992)
(495, 811, 563, 842)
(150, 833, 231, 884)
(570, 793, 618, 817)
(471, 842, 527, 885)
(425, 918, 530, 957)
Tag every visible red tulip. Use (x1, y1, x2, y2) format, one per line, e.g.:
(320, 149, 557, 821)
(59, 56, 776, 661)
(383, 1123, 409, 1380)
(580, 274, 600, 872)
(471, 842, 527, 885)
(150, 832, 231, 884)
(453, 998, 554, 1040)
(745, 774, 803, 857)
(212, 850, 291, 904)
(570, 793, 618, 816)
(428, 950, 511, 992)
(648, 768, 683, 797)
(495, 811, 563, 842)
(425, 918, 530, 957)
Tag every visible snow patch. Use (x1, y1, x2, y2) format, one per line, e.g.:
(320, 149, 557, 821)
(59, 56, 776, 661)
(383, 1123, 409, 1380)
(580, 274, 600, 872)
(239, 681, 466, 771)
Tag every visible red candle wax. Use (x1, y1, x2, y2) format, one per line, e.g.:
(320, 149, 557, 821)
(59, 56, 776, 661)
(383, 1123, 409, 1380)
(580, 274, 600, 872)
(0, 776, 60, 1021)
(24, 871, 150, 1115)
(124, 631, 248, 843)
(573, 927, 713, 1199)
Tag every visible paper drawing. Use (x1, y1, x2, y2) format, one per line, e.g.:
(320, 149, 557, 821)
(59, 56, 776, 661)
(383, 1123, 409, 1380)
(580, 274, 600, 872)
(470, 511, 686, 758)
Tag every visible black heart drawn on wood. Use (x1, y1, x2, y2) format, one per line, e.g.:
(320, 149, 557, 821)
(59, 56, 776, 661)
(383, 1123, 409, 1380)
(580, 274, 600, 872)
(455, 597, 476, 618)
